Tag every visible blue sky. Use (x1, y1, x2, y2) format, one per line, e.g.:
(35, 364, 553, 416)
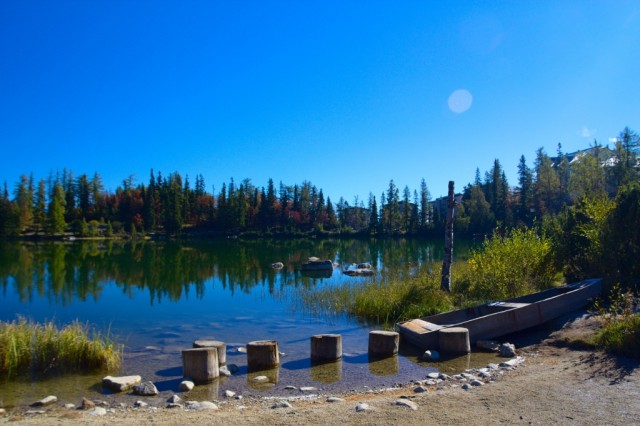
(2, 1, 639, 202)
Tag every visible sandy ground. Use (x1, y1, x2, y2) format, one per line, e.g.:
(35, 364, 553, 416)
(1, 314, 639, 425)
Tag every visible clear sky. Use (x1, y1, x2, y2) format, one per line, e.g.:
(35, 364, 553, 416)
(2, 1, 639, 202)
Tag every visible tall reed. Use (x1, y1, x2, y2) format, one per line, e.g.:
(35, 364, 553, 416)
(0, 317, 122, 380)
(297, 262, 454, 328)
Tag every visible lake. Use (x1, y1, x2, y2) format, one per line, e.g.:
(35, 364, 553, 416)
(0, 238, 499, 407)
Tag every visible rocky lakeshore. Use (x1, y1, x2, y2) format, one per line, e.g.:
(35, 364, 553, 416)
(1, 314, 639, 425)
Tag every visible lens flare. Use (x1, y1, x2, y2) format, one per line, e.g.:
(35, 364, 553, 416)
(448, 89, 473, 113)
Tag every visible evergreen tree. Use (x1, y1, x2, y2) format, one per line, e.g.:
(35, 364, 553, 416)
(265, 178, 277, 228)
(143, 170, 157, 232)
(419, 178, 431, 230)
(217, 182, 228, 230)
(90, 172, 105, 219)
(14, 174, 34, 231)
(368, 194, 378, 234)
(48, 182, 67, 234)
(402, 185, 411, 233)
(534, 148, 562, 216)
(76, 174, 91, 219)
(164, 173, 184, 234)
(608, 127, 639, 191)
(556, 143, 571, 206)
(517, 155, 533, 225)
(183, 175, 192, 225)
(463, 184, 494, 235)
(34, 179, 47, 235)
(568, 151, 606, 201)
(63, 169, 77, 222)
(0, 182, 19, 237)
(487, 159, 508, 223)
(474, 168, 482, 186)
(279, 182, 292, 227)
(326, 197, 337, 230)
(386, 180, 400, 233)
(336, 197, 347, 229)
(315, 189, 327, 228)
(411, 190, 419, 234)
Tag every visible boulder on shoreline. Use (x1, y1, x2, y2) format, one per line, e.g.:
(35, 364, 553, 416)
(132, 381, 159, 396)
(102, 375, 142, 392)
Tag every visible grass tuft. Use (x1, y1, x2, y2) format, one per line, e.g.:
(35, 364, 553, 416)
(297, 262, 454, 328)
(594, 314, 640, 359)
(0, 317, 122, 380)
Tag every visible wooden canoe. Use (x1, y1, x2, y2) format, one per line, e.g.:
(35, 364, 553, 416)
(396, 278, 602, 350)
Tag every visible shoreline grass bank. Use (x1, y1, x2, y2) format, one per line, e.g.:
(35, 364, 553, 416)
(0, 318, 122, 381)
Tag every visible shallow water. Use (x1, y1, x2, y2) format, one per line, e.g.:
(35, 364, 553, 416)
(0, 238, 486, 407)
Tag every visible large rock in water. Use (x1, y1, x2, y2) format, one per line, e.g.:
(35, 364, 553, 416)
(102, 375, 142, 392)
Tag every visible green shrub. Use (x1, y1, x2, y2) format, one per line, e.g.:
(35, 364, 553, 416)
(593, 285, 640, 359)
(460, 228, 559, 301)
(603, 184, 640, 292)
(0, 317, 122, 380)
(594, 314, 640, 359)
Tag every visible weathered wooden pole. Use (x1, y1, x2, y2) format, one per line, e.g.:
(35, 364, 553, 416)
(246, 340, 280, 371)
(310, 334, 342, 363)
(182, 347, 219, 384)
(368, 330, 399, 358)
(193, 340, 227, 366)
(439, 327, 471, 354)
(441, 180, 455, 292)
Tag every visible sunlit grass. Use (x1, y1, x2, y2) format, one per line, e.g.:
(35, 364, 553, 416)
(593, 286, 640, 359)
(297, 262, 455, 328)
(594, 314, 640, 359)
(296, 229, 564, 328)
(0, 317, 122, 380)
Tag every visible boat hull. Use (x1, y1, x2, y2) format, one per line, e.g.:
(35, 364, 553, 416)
(397, 278, 602, 350)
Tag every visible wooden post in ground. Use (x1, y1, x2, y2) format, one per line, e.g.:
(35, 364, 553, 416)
(193, 340, 227, 366)
(310, 334, 342, 363)
(182, 347, 219, 384)
(438, 327, 471, 354)
(246, 340, 280, 371)
(441, 180, 455, 292)
(368, 330, 399, 358)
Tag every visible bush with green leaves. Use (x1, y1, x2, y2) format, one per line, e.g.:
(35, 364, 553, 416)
(458, 228, 559, 301)
(593, 285, 640, 359)
(556, 195, 614, 283)
(603, 184, 640, 292)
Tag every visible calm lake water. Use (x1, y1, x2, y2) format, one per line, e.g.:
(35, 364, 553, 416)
(0, 238, 500, 407)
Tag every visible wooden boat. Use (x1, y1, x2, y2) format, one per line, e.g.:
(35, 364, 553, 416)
(397, 278, 602, 350)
